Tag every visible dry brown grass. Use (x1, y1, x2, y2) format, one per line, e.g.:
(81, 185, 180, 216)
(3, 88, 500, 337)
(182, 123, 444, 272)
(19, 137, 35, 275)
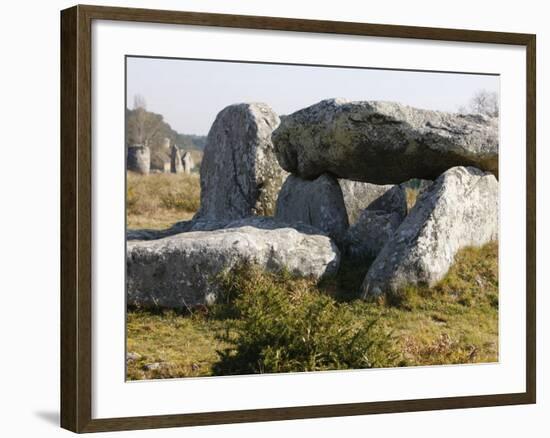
(127, 172, 200, 229)
(405, 186, 419, 212)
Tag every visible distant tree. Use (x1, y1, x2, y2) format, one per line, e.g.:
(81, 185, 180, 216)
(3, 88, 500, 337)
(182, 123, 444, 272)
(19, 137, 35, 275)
(127, 94, 164, 146)
(175, 133, 208, 151)
(459, 90, 499, 117)
(133, 94, 147, 111)
(126, 96, 208, 171)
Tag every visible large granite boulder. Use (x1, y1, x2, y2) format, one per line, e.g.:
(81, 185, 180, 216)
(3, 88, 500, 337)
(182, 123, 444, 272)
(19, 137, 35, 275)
(275, 174, 349, 244)
(127, 217, 340, 308)
(127, 145, 150, 175)
(343, 210, 403, 261)
(273, 99, 498, 184)
(195, 103, 288, 220)
(338, 179, 407, 224)
(361, 166, 498, 298)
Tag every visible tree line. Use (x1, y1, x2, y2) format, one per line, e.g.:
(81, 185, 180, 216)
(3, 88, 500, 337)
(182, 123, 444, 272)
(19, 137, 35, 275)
(126, 94, 206, 151)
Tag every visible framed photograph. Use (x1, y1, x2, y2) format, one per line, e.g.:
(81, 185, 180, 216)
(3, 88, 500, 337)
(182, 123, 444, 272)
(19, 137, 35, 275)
(60, 4, 536, 433)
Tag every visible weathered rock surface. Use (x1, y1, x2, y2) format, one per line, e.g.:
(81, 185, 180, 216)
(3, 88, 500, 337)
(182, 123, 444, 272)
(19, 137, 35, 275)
(127, 217, 340, 308)
(127, 218, 228, 241)
(338, 179, 407, 224)
(343, 210, 403, 261)
(195, 103, 288, 220)
(170, 145, 184, 174)
(181, 151, 194, 174)
(127, 145, 150, 175)
(361, 166, 498, 298)
(275, 174, 349, 244)
(273, 99, 498, 184)
(415, 179, 434, 196)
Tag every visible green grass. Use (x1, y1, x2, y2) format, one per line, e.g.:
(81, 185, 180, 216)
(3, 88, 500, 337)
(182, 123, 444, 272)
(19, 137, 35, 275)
(367, 242, 499, 365)
(127, 242, 498, 379)
(126, 310, 230, 380)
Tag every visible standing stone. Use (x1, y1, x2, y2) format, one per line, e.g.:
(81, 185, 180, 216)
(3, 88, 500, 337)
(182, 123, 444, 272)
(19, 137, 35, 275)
(150, 147, 171, 173)
(343, 210, 403, 261)
(170, 145, 184, 174)
(181, 151, 194, 174)
(338, 180, 407, 224)
(275, 174, 349, 244)
(273, 99, 498, 184)
(361, 166, 498, 298)
(196, 103, 287, 220)
(127, 145, 150, 175)
(162, 137, 171, 151)
(127, 217, 340, 308)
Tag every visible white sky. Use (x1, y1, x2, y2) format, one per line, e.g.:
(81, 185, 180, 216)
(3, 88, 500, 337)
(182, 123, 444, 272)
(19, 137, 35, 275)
(126, 56, 499, 136)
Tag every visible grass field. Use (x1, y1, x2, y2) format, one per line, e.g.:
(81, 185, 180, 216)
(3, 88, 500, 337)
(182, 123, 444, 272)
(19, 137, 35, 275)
(126, 242, 498, 380)
(127, 172, 201, 229)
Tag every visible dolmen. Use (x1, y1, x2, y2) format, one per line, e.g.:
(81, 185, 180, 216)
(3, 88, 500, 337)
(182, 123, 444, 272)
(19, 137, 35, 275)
(127, 98, 499, 308)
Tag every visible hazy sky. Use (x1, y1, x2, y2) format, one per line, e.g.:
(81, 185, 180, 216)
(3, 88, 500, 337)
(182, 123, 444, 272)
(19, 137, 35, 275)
(126, 56, 499, 136)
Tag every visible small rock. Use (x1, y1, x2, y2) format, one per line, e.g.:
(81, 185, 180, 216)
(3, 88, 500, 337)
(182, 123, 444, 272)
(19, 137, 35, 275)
(142, 362, 165, 371)
(126, 352, 141, 362)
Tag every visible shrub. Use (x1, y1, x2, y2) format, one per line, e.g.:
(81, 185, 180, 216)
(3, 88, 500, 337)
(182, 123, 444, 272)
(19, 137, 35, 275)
(212, 265, 398, 375)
